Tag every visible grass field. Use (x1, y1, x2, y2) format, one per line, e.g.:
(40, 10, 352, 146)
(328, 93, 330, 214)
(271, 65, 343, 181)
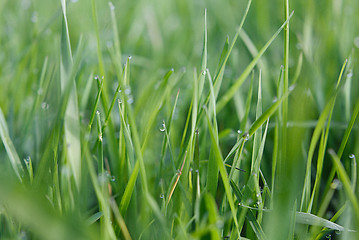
(1, 0, 359, 239)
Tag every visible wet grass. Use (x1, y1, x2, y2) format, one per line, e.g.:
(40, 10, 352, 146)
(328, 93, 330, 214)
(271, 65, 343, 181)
(1, 0, 359, 239)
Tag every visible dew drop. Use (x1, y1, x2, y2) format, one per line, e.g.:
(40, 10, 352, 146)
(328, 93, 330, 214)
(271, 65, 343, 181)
(124, 87, 131, 95)
(24, 156, 31, 165)
(289, 84, 296, 91)
(347, 71, 353, 78)
(349, 154, 355, 159)
(243, 133, 249, 141)
(111, 176, 116, 182)
(272, 97, 278, 103)
(31, 12, 38, 23)
(256, 193, 260, 198)
(160, 194, 164, 199)
(37, 88, 43, 95)
(128, 56, 132, 60)
(237, 130, 242, 135)
(41, 102, 49, 110)
(127, 97, 134, 104)
(94, 75, 99, 80)
(201, 70, 206, 75)
(108, 2, 115, 10)
(160, 122, 166, 132)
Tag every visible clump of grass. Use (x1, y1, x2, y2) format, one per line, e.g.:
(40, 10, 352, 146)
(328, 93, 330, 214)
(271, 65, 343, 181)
(1, 0, 359, 239)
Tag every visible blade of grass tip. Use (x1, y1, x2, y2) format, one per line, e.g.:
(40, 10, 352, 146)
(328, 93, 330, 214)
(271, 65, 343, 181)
(0, 107, 24, 181)
(24, 156, 33, 184)
(213, 0, 252, 89)
(228, 135, 246, 181)
(300, 59, 347, 212)
(119, 161, 139, 215)
(328, 149, 359, 223)
(60, 0, 82, 190)
(110, 198, 132, 240)
(96, 111, 104, 176)
(88, 76, 103, 132)
(292, 52, 303, 85)
(109, 2, 122, 69)
(83, 146, 116, 239)
(240, 71, 254, 133)
(295, 211, 353, 232)
(195, 0, 251, 116)
(117, 59, 149, 201)
(140, 69, 175, 152)
(204, 109, 240, 236)
(216, 11, 294, 113)
(350, 154, 357, 191)
(118, 100, 135, 171)
(213, 36, 229, 99)
(91, 0, 110, 112)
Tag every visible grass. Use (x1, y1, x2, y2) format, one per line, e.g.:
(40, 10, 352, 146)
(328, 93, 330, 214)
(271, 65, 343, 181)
(1, 0, 359, 239)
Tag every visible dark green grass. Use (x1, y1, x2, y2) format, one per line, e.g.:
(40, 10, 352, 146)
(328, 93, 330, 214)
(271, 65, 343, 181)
(1, 0, 359, 239)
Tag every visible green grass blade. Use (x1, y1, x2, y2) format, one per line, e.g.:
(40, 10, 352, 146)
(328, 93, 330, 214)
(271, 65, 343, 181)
(0, 107, 24, 181)
(205, 109, 240, 236)
(60, 0, 81, 189)
(328, 149, 359, 223)
(216, 11, 294, 112)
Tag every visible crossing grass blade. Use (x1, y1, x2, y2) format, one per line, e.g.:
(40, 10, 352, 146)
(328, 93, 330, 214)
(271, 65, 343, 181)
(216, 11, 294, 112)
(300, 59, 347, 212)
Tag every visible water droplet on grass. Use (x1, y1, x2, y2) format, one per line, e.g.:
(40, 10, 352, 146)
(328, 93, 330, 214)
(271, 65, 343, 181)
(41, 102, 49, 110)
(160, 194, 164, 199)
(160, 122, 166, 132)
(108, 2, 115, 10)
(349, 154, 355, 159)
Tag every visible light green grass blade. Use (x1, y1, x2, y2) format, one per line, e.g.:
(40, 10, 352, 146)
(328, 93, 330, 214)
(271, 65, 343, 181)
(216, 11, 294, 112)
(60, 0, 81, 190)
(300, 59, 347, 212)
(328, 149, 359, 223)
(110, 198, 132, 240)
(0, 107, 24, 181)
(205, 109, 240, 236)
(337, 98, 359, 158)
